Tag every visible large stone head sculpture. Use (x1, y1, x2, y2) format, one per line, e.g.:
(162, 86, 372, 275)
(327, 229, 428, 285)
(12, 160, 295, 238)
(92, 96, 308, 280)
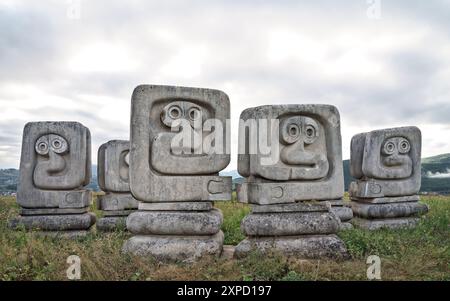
(17, 122, 91, 208)
(349, 126, 421, 198)
(129, 85, 231, 202)
(238, 105, 344, 204)
(98, 140, 130, 193)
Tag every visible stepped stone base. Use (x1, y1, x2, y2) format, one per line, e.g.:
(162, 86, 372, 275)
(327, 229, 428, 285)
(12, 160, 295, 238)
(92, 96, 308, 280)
(122, 231, 224, 262)
(8, 212, 96, 231)
(234, 235, 349, 260)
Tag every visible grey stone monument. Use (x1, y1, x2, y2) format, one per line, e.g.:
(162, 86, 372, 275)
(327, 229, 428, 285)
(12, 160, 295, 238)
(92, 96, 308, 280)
(122, 85, 232, 262)
(349, 126, 428, 229)
(97, 140, 138, 231)
(235, 105, 349, 259)
(9, 122, 95, 237)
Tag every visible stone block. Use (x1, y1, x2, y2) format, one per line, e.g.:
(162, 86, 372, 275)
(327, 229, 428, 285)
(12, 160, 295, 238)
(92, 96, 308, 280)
(237, 105, 344, 204)
(98, 140, 131, 192)
(351, 217, 420, 230)
(241, 212, 340, 236)
(349, 126, 421, 198)
(97, 193, 138, 211)
(234, 235, 349, 260)
(97, 216, 127, 231)
(126, 209, 223, 235)
(17, 122, 91, 209)
(351, 201, 429, 219)
(129, 85, 232, 202)
(8, 213, 96, 231)
(251, 201, 330, 213)
(330, 206, 353, 222)
(20, 207, 88, 216)
(138, 201, 213, 211)
(351, 195, 420, 204)
(122, 231, 224, 262)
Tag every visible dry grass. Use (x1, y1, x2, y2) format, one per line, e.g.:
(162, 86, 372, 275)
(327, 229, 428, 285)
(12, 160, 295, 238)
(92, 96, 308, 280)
(0, 195, 448, 280)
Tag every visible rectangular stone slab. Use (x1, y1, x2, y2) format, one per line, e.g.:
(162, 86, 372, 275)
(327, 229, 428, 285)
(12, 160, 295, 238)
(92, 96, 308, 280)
(251, 201, 331, 213)
(351, 217, 420, 230)
(20, 207, 88, 216)
(330, 206, 353, 222)
(97, 216, 127, 231)
(351, 201, 429, 219)
(351, 195, 420, 204)
(138, 201, 213, 211)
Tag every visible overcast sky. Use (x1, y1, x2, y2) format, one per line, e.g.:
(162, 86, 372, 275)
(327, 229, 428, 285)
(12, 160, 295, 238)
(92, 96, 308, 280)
(0, 0, 449, 170)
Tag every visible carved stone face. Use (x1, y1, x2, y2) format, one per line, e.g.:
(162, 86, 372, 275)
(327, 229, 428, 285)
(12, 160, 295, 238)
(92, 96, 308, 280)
(18, 122, 91, 192)
(350, 126, 420, 181)
(237, 105, 344, 203)
(98, 140, 131, 192)
(238, 105, 342, 183)
(278, 115, 329, 180)
(129, 85, 231, 202)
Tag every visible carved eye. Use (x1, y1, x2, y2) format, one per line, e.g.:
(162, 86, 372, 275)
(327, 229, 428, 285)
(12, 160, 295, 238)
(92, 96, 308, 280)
(303, 124, 318, 144)
(50, 136, 68, 154)
(168, 105, 182, 119)
(281, 122, 301, 144)
(188, 107, 201, 121)
(288, 124, 300, 137)
(35, 139, 49, 155)
(383, 141, 396, 155)
(398, 139, 411, 154)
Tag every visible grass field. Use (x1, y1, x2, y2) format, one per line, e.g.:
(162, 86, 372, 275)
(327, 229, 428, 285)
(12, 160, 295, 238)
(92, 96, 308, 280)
(0, 194, 448, 281)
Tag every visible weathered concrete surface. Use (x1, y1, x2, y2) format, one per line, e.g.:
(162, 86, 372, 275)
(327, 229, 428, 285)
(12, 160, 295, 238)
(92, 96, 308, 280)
(98, 140, 131, 192)
(138, 201, 213, 211)
(8, 213, 96, 231)
(129, 85, 232, 202)
(97, 193, 138, 211)
(17, 122, 91, 208)
(127, 209, 223, 235)
(122, 231, 224, 262)
(330, 206, 353, 222)
(237, 105, 344, 204)
(350, 195, 420, 204)
(351, 217, 420, 230)
(97, 216, 127, 231)
(20, 207, 88, 216)
(241, 212, 340, 236)
(351, 201, 428, 219)
(234, 235, 349, 260)
(349, 126, 421, 198)
(251, 201, 330, 213)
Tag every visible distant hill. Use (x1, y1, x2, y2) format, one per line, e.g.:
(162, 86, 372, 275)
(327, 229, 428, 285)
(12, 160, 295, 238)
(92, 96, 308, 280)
(1, 154, 449, 194)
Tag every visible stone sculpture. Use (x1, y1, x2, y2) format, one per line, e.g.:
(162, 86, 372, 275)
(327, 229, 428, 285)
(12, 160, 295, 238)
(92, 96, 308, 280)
(122, 85, 232, 261)
(9, 122, 95, 237)
(349, 126, 428, 229)
(97, 140, 138, 231)
(235, 104, 349, 259)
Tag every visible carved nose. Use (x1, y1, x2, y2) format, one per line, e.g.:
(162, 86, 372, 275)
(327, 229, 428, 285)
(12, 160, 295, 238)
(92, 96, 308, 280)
(282, 140, 317, 165)
(383, 154, 409, 167)
(47, 150, 66, 173)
